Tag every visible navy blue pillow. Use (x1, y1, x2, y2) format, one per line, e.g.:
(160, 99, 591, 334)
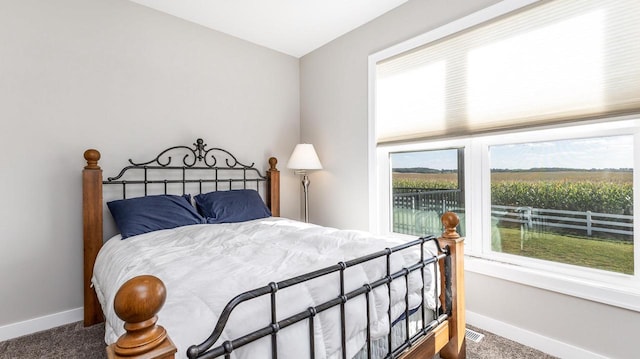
(107, 194, 205, 239)
(194, 189, 272, 224)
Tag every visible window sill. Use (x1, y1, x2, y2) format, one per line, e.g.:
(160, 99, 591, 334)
(464, 254, 640, 313)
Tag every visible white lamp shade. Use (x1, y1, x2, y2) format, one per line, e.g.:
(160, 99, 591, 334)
(287, 144, 323, 170)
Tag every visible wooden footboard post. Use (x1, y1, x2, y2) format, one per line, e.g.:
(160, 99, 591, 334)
(439, 212, 466, 359)
(267, 157, 280, 217)
(83, 149, 105, 326)
(107, 275, 176, 359)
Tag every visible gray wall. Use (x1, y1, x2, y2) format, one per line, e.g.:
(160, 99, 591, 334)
(0, 0, 300, 329)
(300, 0, 639, 358)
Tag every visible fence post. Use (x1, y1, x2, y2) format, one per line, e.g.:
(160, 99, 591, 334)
(586, 211, 592, 236)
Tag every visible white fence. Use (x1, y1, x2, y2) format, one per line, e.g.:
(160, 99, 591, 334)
(492, 205, 634, 241)
(392, 190, 634, 241)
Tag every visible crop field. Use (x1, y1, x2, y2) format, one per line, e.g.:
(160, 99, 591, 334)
(393, 170, 632, 184)
(491, 171, 632, 183)
(393, 172, 458, 183)
(394, 170, 633, 213)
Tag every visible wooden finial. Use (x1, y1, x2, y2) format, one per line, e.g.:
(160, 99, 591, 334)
(268, 157, 278, 171)
(84, 149, 101, 170)
(441, 211, 461, 239)
(112, 275, 168, 356)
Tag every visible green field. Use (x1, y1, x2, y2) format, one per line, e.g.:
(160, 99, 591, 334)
(394, 169, 633, 214)
(497, 227, 634, 274)
(394, 209, 634, 274)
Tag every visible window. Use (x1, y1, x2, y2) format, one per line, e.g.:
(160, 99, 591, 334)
(369, 0, 640, 310)
(390, 148, 465, 237)
(489, 136, 634, 275)
(376, 120, 639, 309)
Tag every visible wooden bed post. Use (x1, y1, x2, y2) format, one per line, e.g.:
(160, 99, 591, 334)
(267, 157, 280, 217)
(439, 212, 466, 359)
(83, 149, 105, 326)
(106, 275, 176, 359)
(400, 211, 465, 359)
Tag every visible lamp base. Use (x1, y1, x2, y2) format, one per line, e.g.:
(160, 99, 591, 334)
(301, 174, 310, 223)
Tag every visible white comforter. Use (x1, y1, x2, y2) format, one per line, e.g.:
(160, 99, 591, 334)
(92, 218, 438, 359)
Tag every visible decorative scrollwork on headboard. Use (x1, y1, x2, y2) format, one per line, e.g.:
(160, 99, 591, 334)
(107, 139, 260, 182)
(127, 138, 255, 169)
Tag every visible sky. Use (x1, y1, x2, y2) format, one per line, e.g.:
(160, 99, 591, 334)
(392, 135, 634, 170)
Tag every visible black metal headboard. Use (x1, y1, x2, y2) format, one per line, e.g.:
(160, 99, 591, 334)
(82, 141, 280, 325)
(103, 138, 268, 199)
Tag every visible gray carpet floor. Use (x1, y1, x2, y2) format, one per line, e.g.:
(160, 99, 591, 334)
(0, 322, 556, 359)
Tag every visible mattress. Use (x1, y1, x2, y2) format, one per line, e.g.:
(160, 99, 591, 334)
(92, 217, 439, 359)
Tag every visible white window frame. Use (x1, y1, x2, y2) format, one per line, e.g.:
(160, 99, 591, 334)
(368, 0, 640, 312)
(374, 118, 640, 312)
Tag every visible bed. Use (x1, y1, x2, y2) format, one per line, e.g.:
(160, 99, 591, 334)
(82, 139, 465, 359)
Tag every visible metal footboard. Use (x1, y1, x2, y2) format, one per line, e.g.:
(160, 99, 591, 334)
(187, 235, 452, 359)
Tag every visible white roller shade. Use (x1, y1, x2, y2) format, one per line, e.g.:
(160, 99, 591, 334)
(375, 0, 640, 143)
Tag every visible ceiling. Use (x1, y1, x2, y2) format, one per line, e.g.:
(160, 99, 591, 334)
(128, 0, 409, 58)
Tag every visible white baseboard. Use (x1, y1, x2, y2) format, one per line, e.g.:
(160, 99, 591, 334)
(467, 310, 608, 359)
(0, 307, 83, 342)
